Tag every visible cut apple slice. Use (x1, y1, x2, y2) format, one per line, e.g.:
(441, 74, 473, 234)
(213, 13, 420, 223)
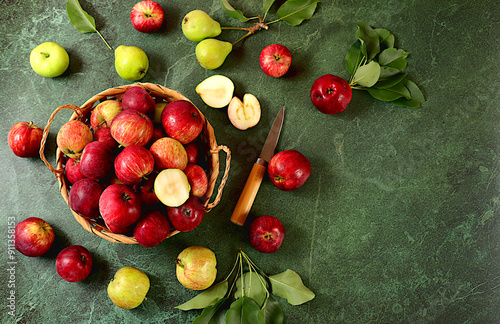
(195, 75, 234, 108)
(227, 93, 261, 130)
(154, 169, 191, 207)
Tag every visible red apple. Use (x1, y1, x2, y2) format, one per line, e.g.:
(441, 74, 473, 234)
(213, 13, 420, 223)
(99, 184, 142, 227)
(110, 110, 153, 147)
(106, 222, 134, 235)
(90, 100, 123, 130)
(130, 0, 165, 33)
(259, 44, 292, 78)
(184, 164, 208, 198)
(150, 127, 167, 146)
(149, 137, 188, 171)
(161, 100, 204, 144)
(56, 120, 93, 159)
(184, 141, 201, 164)
(94, 127, 119, 149)
(310, 74, 352, 115)
(167, 196, 205, 232)
(268, 150, 311, 191)
(79, 141, 114, 180)
(114, 145, 155, 185)
(133, 209, 171, 247)
(56, 245, 93, 282)
(8, 121, 43, 158)
(14, 217, 55, 257)
(249, 215, 285, 253)
(122, 86, 156, 114)
(69, 178, 104, 219)
(135, 174, 159, 205)
(64, 158, 86, 184)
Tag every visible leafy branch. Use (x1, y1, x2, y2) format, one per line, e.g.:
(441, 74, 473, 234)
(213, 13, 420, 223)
(175, 249, 315, 324)
(345, 22, 425, 108)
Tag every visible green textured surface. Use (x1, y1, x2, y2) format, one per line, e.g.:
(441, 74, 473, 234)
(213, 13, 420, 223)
(1, 0, 499, 323)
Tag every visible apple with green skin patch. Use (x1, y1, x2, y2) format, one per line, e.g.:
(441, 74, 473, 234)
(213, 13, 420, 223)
(130, 0, 164, 33)
(108, 266, 150, 309)
(8, 121, 43, 158)
(90, 100, 123, 130)
(175, 246, 217, 290)
(114, 45, 149, 81)
(149, 137, 188, 171)
(268, 150, 311, 191)
(14, 217, 55, 257)
(56, 120, 93, 159)
(153, 102, 167, 125)
(30, 42, 69, 78)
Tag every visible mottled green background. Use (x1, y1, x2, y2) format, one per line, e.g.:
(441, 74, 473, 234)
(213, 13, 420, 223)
(1, 0, 499, 323)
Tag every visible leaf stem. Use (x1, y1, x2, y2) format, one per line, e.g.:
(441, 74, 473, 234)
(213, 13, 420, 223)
(231, 15, 268, 46)
(96, 30, 113, 50)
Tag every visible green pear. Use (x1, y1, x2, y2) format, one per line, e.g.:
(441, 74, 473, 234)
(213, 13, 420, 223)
(195, 39, 232, 70)
(182, 10, 221, 42)
(114, 45, 149, 81)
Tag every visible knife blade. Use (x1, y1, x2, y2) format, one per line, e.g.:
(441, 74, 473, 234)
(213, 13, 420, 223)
(230, 107, 285, 226)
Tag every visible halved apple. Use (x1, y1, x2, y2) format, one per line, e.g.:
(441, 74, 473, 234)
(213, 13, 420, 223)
(195, 75, 234, 108)
(227, 93, 261, 130)
(154, 169, 191, 207)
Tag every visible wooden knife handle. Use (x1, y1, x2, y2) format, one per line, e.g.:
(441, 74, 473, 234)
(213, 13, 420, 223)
(230, 160, 267, 226)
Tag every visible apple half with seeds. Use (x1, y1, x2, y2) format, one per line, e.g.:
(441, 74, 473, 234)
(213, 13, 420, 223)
(154, 169, 191, 207)
(227, 93, 261, 130)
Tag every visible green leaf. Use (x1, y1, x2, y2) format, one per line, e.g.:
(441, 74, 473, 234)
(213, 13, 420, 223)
(225, 297, 261, 324)
(367, 81, 411, 101)
(263, 0, 277, 17)
(276, 0, 320, 26)
(258, 295, 284, 324)
(235, 272, 268, 307)
(379, 66, 401, 79)
(378, 48, 410, 71)
(374, 28, 395, 49)
(345, 40, 364, 75)
(374, 73, 406, 89)
(269, 269, 315, 305)
(352, 61, 380, 88)
(175, 280, 228, 310)
(355, 22, 380, 61)
(221, 0, 250, 22)
(392, 79, 425, 107)
(192, 298, 228, 324)
(66, 0, 97, 33)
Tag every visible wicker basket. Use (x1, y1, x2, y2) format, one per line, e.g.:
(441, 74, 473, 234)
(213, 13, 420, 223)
(39, 83, 231, 244)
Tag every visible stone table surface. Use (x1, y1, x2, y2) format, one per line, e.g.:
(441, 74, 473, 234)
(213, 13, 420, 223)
(1, 0, 499, 323)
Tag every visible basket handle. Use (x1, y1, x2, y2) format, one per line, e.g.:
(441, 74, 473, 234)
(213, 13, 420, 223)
(39, 105, 84, 178)
(204, 145, 231, 212)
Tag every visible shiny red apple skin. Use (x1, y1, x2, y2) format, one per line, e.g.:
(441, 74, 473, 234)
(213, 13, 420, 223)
(8, 121, 43, 158)
(167, 196, 205, 232)
(130, 0, 164, 33)
(149, 137, 188, 171)
(268, 150, 311, 191)
(110, 110, 153, 147)
(94, 127, 119, 149)
(14, 217, 55, 257)
(310, 74, 352, 115)
(69, 178, 104, 219)
(122, 86, 156, 114)
(184, 164, 208, 198)
(106, 221, 134, 235)
(135, 174, 159, 206)
(259, 44, 292, 78)
(64, 158, 86, 184)
(134, 209, 171, 247)
(249, 215, 285, 253)
(114, 145, 155, 185)
(90, 100, 123, 130)
(184, 141, 201, 164)
(99, 184, 142, 228)
(56, 245, 93, 282)
(79, 141, 114, 180)
(161, 100, 204, 144)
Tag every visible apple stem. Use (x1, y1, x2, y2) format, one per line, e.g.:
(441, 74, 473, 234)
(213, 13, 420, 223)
(175, 259, 184, 268)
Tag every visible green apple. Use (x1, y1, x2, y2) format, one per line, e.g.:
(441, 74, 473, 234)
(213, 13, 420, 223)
(107, 266, 150, 309)
(114, 45, 149, 81)
(175, 246, 217, 290)
(153, 102, 167, 125)
(29, 42, 69, 78)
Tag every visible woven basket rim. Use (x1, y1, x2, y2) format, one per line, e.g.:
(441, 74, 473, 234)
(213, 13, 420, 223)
(40, 82, 231, 244)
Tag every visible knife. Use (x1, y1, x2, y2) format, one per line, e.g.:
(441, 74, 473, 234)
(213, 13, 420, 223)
(230, 107, 285, 226)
